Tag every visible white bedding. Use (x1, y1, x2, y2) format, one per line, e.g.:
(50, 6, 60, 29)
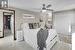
(23, 28, 40, 50)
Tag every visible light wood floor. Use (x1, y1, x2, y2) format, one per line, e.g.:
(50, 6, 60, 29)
(0, 35, 72, 50)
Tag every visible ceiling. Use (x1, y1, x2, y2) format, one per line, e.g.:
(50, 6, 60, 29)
(8, 0, 75, 12)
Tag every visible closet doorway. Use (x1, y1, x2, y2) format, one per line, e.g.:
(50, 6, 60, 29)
(4, 14, 11, 37)
(3, 11, 15, 40)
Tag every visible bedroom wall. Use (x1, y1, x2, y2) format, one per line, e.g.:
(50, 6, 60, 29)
(53, 10, 74, 35)
(13, 8, 41, 31)
(0, 10, 3, 37)
(0, 8, 41, 37)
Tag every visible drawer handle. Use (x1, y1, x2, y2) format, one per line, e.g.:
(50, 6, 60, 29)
(50, 35, 57, 41)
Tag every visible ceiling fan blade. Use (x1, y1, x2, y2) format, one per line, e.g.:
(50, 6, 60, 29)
(46, 9, 53, 11)
(46, 4, 51, 8)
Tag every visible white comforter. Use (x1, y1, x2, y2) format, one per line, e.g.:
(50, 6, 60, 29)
(23, 28, 40, 50)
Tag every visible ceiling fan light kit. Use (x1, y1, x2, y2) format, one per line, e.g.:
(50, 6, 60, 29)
(42, 9, 46, 13)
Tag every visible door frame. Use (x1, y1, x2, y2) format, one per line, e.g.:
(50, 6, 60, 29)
(0, 8, 16, 40)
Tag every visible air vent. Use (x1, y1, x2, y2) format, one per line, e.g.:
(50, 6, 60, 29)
(23, 14, 35, 19)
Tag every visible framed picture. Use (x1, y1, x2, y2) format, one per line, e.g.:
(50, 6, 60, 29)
(29, 23, 40, 29)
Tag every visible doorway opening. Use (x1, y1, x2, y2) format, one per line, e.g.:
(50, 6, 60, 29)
(3, 12, 15, 40)
(4, 15, 11, 37)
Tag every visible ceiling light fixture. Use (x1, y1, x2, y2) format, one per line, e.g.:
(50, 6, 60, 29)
(0, 0, 8, 8)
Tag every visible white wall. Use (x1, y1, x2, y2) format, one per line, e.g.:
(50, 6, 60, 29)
(0, 8, 41, 37)
(0, 10, 3, 37)
(13, 8, 41, 31)
(53, 10, 74, 35)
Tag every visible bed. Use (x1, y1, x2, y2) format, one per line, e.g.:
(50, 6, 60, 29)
(22, 23, 58, 50)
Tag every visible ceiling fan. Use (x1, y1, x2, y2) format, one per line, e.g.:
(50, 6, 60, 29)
(41, 4, 53, 12)
(42, 4, 52, 10)
(33, 4, 52, 12)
